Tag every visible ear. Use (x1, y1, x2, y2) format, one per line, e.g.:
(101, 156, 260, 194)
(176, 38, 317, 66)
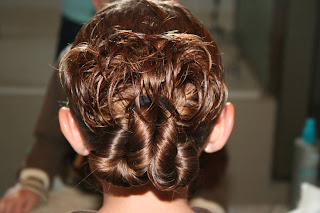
(59, 107, 90, 156)
(204, 102, 234, 153)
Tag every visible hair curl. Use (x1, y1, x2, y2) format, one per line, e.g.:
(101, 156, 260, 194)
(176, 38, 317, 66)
(60, 0, 227, 191)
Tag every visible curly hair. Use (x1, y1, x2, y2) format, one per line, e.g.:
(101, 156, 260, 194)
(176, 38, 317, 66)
(59, 0, 227, 191)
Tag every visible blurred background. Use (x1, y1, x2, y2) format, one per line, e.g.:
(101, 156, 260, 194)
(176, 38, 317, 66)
(0, 0, 319, 212)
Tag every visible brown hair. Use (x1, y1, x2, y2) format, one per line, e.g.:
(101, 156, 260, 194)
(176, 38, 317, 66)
(60, 0, 227, 191)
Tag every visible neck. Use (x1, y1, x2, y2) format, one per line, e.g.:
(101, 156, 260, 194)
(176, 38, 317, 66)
(97, 183, 194, 213)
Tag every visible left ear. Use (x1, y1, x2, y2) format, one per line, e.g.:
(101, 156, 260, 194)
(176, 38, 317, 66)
(59, 107, 90, 156)
(204, 102, 234, 153)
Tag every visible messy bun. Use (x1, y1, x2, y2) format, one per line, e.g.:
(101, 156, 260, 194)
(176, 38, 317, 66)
(60, 0, 227, 191)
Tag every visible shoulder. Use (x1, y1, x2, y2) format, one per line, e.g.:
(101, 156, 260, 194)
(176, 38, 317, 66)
(191, 206, 215, 213)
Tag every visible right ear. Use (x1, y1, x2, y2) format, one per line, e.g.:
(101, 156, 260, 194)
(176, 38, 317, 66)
(59, 107, 90, 156)
(204, 102, 234, 153)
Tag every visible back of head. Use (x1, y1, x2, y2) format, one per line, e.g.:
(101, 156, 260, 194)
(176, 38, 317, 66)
(60, 0, 227, 191)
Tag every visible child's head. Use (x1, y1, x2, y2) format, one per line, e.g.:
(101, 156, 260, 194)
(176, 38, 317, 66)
(59, 0, 233, 192)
